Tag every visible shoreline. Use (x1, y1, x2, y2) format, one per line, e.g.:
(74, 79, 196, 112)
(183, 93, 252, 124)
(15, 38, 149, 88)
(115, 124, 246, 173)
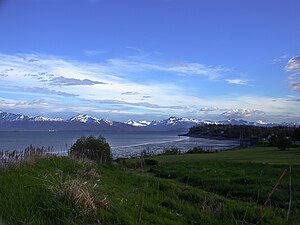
(179, 133, 239, 141)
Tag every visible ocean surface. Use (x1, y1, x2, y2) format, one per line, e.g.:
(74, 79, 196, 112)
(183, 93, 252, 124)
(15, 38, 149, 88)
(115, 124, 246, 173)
(0, 131, 239, 158)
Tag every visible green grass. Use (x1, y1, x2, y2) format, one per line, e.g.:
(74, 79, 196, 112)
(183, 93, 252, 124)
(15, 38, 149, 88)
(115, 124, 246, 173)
(154, 147, 300, 165)
(0, 147, 299, 224)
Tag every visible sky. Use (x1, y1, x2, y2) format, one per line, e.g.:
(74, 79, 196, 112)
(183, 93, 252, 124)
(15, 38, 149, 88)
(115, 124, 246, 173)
(0, 0, 299, 122)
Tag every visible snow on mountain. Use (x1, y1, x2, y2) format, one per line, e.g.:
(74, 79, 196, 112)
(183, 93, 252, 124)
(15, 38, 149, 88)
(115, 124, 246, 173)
(149, 117, 201, 126)
(0, 111, 66, 122)
(125, 120, 151, 127)
(219, 119, 282, 127)
(126, 117, 221, 129)
(0, 111, 31, 122)
(200, 120, 222, 125)
(68, 114, 113, 126)
(0, 110, 298, 131)
(31, 116, 65, 122)
(140, 116, 204, 131)
(255, 120, 267, 125)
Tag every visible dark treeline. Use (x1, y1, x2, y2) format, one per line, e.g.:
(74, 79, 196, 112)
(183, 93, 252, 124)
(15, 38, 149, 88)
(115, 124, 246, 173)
(188, 124, 300, 140)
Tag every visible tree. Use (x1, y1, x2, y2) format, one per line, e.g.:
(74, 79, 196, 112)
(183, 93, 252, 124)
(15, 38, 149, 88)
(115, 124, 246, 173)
(268, 135, 278, 147)
(276, 137, 292, 151)
(70, 136, 112, 164)
(293, 127, 300, 141)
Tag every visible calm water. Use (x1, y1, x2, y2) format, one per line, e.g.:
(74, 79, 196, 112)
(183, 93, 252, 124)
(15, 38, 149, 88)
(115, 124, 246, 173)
(0, 131, 239, 158)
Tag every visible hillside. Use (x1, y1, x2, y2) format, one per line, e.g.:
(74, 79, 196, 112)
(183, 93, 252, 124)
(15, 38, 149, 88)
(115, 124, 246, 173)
(0, 147, 299, 224)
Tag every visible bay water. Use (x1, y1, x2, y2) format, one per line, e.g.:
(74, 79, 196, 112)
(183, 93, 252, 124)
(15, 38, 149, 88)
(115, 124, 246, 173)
(0, 130, 239, 158)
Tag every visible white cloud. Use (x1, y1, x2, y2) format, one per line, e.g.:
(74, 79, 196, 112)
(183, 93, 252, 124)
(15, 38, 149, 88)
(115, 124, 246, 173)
(221, 109, 265, 119)
(285, 55, 300, 93)
(18, 86, 78, 97)
(272, 54, 289, 64)
(0, 52, 299, 121)
(289, 81, 300, 92)
(167, 63, 225, 80)
(199, 106, 219, 112)
(225, 79, 249, 85)
(121, 91, 140, 95)
(105, 58, 228, 80)
(288, 73, 300, 92)
(285, 56, 300, 71)
(48, 76, 106, 86)
(0, 53, 194, 114)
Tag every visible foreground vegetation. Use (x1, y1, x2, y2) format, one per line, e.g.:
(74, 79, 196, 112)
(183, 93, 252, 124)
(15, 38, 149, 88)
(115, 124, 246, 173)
(0, 146, 299, 224)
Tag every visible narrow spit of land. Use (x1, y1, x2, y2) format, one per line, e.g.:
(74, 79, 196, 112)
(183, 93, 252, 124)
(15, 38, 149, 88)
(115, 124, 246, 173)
(0, 147, 299, 225)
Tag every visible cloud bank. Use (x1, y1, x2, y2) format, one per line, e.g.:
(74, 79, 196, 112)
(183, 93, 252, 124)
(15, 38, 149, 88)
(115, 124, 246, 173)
(0, 52, 299, 121)
(285, 56, 300, 93)
(285, 56, 300, 71)
(49, 76, 106, 86)
(221, 109, 265, 119)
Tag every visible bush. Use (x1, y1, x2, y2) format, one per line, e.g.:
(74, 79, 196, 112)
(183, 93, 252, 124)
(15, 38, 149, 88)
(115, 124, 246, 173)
(123, 158, 145, 169)
(70, 136, 112, 164)
(276, 137, 292, 151)
(144, 158, 158, 166)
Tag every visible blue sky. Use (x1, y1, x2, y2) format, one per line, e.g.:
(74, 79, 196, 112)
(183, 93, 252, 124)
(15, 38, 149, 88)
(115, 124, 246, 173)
(0, 0, 299, 122)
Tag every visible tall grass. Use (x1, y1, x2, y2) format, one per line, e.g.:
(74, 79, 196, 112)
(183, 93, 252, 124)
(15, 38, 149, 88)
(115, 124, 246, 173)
(45, 168, 108, 215)
(0, 145, 55, 168)
(0, 147, 298, 224)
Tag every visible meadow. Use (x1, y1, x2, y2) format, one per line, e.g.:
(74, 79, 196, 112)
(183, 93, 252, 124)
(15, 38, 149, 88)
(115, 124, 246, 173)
(0, 147, 299, 224)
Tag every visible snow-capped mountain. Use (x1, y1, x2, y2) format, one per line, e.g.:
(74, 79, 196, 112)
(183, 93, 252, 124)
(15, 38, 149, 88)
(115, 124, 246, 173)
(138, 116, 203, 131)
(125, 117, 201, 131)
(0, 110, 298, 131)
(0, 110, 31, 122)
(219, 119, 282, 127)
(0, 111, 134, 131)
(125, 117, 223, 131)
(0, 111, 65, 122)
(31, 116, 64, 122)
(68, 114, 113, 126)
(149, 117, 198, 126)
(125, 120, 151, 127)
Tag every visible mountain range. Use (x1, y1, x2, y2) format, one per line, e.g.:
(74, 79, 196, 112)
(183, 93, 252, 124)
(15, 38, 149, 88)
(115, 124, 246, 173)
(0, 110, 298, 131)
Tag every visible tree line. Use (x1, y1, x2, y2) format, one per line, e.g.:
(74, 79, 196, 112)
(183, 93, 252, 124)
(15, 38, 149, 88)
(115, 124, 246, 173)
(188, 124, 300, 141)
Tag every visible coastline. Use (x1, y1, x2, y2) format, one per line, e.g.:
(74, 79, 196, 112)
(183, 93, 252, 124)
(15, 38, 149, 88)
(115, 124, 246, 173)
(179, 133, 239, 141)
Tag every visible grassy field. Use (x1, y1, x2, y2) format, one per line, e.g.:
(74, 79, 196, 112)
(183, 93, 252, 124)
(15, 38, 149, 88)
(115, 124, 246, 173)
(0, 147, 299, 224)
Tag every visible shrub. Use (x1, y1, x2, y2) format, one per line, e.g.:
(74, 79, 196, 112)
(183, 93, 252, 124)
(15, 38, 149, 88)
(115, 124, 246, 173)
(144, 158, 158, 166)
(123, 158, 145, 169)
(276, 137, 292, 151)
(70, 136, 112, 164)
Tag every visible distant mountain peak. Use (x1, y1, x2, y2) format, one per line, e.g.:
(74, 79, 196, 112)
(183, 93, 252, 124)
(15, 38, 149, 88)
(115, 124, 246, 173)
(125, 119, 151, 127)
(0, 110, 298, 132)
(69, 114, 99, 123)
(68, 114, 114, 125)
(0, 111, 31, 122)
(31, 116, 64, 122)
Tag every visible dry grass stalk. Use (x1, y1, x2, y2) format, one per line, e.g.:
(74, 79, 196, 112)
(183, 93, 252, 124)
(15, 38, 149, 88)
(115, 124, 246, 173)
(287, 165, 292, 221)
(0, 145, 54, 169)
(47, 169, 108, 215)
